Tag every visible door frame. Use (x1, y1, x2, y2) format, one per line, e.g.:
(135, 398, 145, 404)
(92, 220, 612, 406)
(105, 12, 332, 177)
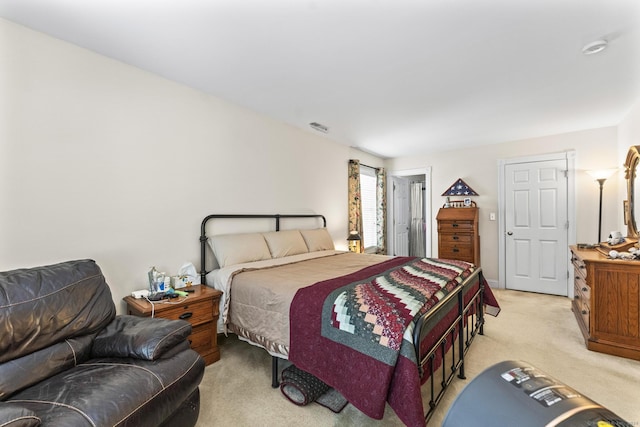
(387, 167, 432, 257)
(497, 151, 576, 295)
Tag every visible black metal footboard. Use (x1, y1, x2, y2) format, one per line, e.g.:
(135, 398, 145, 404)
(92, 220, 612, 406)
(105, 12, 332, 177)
(413, 268, 485, 423)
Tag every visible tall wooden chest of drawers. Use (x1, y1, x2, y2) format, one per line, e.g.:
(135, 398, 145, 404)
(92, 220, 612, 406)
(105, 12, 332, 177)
(570, 246, 640, 361)
(436, 207, 480, 266)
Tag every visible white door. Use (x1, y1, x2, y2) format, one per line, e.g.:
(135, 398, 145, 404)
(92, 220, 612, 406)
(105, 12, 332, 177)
(392, 176, 410, 256)
(505, 159, 568, 295)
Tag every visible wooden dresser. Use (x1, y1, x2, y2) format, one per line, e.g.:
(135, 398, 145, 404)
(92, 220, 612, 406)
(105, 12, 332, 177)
(124, 286, 222, 365)
(436, 207, 480, 266)
(570, 246, 640, 361)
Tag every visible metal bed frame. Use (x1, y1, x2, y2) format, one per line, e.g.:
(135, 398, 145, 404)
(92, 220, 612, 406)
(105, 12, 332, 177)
(200, 213, 485, 424)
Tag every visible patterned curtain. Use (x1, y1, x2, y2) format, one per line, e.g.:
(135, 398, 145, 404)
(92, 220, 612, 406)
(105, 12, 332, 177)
(348, 160, 363, 252)
(376, 167, 387, 254)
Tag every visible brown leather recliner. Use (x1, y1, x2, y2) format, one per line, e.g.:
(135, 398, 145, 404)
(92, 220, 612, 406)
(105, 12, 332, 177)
(0, 259, 205, 427)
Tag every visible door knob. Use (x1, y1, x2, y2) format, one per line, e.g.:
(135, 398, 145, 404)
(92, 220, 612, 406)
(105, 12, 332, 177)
(507, 231, 513, 235)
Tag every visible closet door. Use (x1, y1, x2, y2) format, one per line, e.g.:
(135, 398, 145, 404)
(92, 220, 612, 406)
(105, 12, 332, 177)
(505, 159, 568, 296)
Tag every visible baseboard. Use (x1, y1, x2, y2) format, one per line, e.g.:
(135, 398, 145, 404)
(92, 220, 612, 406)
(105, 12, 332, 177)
(485, 278, 500, 289)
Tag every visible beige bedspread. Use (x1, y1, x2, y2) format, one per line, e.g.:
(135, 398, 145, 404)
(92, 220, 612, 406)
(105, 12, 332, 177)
(207, 251, 390, 357)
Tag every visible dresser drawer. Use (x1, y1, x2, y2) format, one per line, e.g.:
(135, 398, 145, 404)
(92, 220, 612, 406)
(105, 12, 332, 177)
(580, 303, 590, 331)
(438, 221, 474, 232)
(440, 233, 472, 244)
(572, 254, 587, 279)
(158, 299, 213, 327)
(573, 275, 590, 332)
(439, 245, 473, 260)
(574, 275, 591, 302)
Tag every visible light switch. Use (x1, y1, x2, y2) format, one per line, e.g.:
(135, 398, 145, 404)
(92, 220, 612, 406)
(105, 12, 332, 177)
(489, 212, 496, 221)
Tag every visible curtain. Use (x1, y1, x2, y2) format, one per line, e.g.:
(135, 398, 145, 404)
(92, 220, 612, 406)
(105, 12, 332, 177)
(349, 159, 386, 254)
(376, 167, 387, 254)
(348, 159, 363, 252)
(410, 182, 425, 258)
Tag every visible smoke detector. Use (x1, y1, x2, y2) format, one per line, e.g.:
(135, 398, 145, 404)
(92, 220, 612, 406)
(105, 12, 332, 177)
(582, 39, 608, 55)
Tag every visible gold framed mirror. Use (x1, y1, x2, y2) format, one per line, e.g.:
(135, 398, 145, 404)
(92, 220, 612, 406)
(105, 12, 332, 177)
(625, 145, 640, 239)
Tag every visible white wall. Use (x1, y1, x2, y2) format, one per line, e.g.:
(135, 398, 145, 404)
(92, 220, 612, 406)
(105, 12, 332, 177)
(386, 127, 620, 282)
(2, 17, 636, 310)
(0, 19, 379, 312)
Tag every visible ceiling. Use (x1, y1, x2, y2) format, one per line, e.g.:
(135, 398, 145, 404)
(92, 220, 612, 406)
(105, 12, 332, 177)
(1, 0, 639, 159)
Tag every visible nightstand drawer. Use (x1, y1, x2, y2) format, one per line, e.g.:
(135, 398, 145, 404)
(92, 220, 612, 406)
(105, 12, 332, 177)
(159, 299, 213, 327)
(189, 324, 213, 352)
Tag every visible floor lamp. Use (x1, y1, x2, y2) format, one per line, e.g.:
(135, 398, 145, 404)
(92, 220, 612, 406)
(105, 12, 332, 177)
(587, 169, 618, 244)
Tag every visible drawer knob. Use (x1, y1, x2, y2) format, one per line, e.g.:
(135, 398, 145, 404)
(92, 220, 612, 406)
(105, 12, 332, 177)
(574, 295, 579, 299)
(453, 236, 459, 240)
(452, 223, 459, 227)
(581, 310, 587, 315)
(179, 312, 193, 320)
(452, 248, 459, 253)
(582, 287, 588, 292)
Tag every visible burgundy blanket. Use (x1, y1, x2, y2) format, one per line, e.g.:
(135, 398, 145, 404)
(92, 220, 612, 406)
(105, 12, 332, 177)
(289, 256, 499, 427)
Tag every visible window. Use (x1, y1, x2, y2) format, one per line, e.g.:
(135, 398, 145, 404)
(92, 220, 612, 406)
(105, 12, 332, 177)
(360, 166, 377, 250)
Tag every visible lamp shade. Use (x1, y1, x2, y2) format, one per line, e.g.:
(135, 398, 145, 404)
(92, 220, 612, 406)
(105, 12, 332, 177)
(586, 169, 617, 181)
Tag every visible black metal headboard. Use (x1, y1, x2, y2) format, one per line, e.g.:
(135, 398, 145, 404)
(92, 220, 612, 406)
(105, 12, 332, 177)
(199, 214, 327, 284)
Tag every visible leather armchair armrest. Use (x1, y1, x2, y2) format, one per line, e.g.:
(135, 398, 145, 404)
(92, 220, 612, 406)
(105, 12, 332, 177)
(0, 402, 41, 427)
(92, 315, 192, 360)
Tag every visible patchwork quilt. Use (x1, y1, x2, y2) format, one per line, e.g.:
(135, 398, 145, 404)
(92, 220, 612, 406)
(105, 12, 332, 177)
(289, 256, 498, 427)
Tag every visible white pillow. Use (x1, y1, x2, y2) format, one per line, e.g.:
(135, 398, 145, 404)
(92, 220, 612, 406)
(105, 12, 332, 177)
(300, 228, 335, 252)
(209, 233, 272, 268)
(262, 230, 309, 258)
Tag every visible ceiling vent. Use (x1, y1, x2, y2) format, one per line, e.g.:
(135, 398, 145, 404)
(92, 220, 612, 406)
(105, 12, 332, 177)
(309, 122, 329, 133)
(582, 39, 608, 55)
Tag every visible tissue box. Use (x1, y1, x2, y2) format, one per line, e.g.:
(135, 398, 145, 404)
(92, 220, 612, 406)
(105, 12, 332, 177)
(173, 276, 187, 289)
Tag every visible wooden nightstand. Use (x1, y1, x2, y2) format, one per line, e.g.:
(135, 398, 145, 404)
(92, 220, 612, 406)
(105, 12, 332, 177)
(124, 286, 222, 365)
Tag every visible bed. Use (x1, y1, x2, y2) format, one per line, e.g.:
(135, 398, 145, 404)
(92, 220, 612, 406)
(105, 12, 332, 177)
(200, 214, 499, 426)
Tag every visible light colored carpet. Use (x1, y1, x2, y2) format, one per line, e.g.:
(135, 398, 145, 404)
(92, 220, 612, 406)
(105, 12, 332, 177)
(196, 289, 640, 426)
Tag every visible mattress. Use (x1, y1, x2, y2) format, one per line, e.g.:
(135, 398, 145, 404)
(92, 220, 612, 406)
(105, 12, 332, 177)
(206, 250, 390, 357)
